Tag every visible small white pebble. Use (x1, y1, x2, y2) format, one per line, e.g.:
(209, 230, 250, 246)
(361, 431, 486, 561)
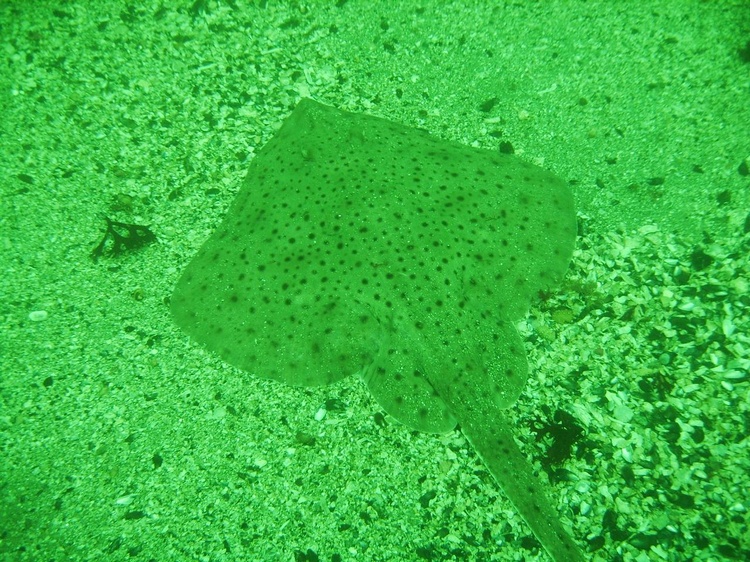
(638, 224, 659, 235)
(210, 405, 226, 419)
(314, 407, 326, 421)
(613, 404, 634, 423)
(722, 316, 735, 337)
(730, 277, 747, 294)
(115, 495, 134, 505)
(29, 310, 48, 322)
(682, 383, 701, 394)
(621, 447, 633, 463)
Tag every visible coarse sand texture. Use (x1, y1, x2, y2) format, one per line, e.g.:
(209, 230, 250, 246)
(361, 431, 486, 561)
(171, 98, 580, 561)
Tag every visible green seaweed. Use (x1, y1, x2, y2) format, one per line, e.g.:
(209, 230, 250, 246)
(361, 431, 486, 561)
(171, 99, 581, 561)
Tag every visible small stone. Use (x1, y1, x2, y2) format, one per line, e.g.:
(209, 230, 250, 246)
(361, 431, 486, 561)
(621, 447, 633, 463)
(295, 431, 316, 447)
(418, 490, 437, 508)
(690, 247, 713, 271)
(29, 310, 48, 321)
(115, 495, 135, 506)
(613, 404, 634, 423)
(124, 510, 146, 520)
(551, 308, 575, 324)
